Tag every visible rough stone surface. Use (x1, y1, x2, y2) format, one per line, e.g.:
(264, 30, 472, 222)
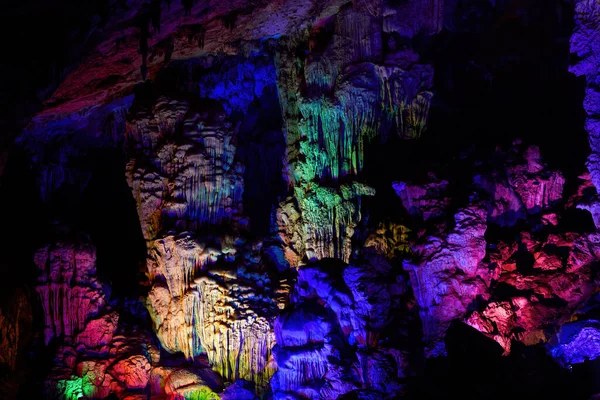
(466, 232, 599, 354)
(6, 1, 600, 399)
(403, 203, 493, 357)
(34, 241, 106, 345)
(272, 253, 409, 399)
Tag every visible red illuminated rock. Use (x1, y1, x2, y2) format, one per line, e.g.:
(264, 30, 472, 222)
(109, 355, 152, 390)
(467, 233, 599, 353)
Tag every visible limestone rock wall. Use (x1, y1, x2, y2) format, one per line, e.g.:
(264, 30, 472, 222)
(126, 97, 245, 237)
(274, 4, 438, 266)
(126, 93, 285, 392)
(6, 1, 600, 399)
(144, 234, 281, 390)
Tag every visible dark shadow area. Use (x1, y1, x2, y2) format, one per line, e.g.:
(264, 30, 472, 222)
(423, 0, 588, 178)
(234, 87, 287, 236)
(0, 149, 45, 281)
(364, 0, 588, 230)
(0, 0, 128, 148)
(409, 321, 587, 399)
(0, 150, 55, 400)
(79, 148, 147, 299)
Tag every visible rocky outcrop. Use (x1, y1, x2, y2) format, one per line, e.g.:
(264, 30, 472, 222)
(467, 232, 599, 354)
(274, 4, 438, 266)
(570, 0, 600, 240)
(474, 144, 565, 227)
(393, 174, 450, 221)
(396, 142, 575, 357)
(145, 233, 281, 391)
(571, 0, 600, 197)
(38, 0, 348, 116)
(272, 254, 409, 399)
(550, 319, 600, 366)
(47, 326, 182, 400)
(364, 222, 412, 259)
(276, 183, 376, 265)
(403, 203, 493, 357)
(126, 92, 285, 392)
(30, 235, 226, 400)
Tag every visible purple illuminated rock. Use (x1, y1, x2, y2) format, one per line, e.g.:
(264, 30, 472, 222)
(221, 380, 256, 400)
(550, 320, 600, 366)
(572, 1, 600, 203)
(474, 144, 564, 226)
(393, 174, 449, 220)
(34, 241, 106, 345)
(403, 203, 493, 357)
(273, 255, 408, 399)
(506, 145, 565, 214)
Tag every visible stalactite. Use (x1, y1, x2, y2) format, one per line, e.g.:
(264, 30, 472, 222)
(145, 236, 280, 392)
(294, 182, 375, 262)
(274, 12, 434, 264)
(34, 242, 105, 345)
(126, 98, 244, 234)
(272, 256, 408, 398)
(275, 347, 330, 392)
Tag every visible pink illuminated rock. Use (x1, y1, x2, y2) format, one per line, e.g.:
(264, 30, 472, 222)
(75, 312, 119, 351)
(34, 241, 106, 344)
(392, 175, 450, 220)
(506, 145, 565, 213)
(467, 233, 599, 352)
(474, 144, 565, 226)
(403, 203, 495, 357)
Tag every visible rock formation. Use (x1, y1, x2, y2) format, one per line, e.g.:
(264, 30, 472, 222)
(34, 240, 106, 345)
(3, 0, 600, 399)
(272, 253, 409, 399)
